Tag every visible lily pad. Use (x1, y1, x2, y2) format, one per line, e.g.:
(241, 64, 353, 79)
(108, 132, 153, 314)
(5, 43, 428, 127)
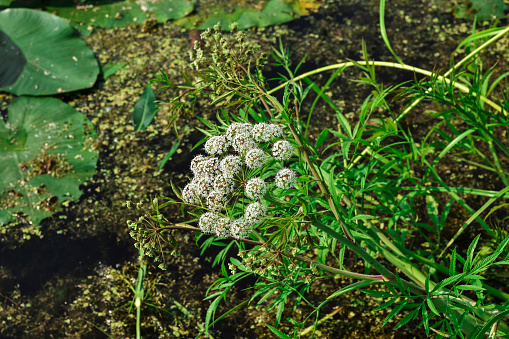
(0, 8, 99, 95)
(46, 0, 194, 35)
(453, 0, 508, 20)
(0, 30, 26, 88)
(0, 96, 99, 227)
(178, 0, 321, 30)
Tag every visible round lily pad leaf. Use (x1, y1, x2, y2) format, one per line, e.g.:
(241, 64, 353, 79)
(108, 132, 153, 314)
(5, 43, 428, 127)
(0, 29, 26, 88)
(0, 96, 99, 227)
(0, 8, 99, 95)
(46, 0, 194, 35)
(178, 0, 321, 30)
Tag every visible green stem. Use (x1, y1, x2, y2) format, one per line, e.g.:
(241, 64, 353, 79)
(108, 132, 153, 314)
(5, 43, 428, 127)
(135, 249, 146, 339)
(293, 253, 386, 282)
(156, 224, 380, 281)
(489, 140, 509, 186)
(287, 123, 355, 243)
(267, 61, 502, 114)
(310, 219, 424, 294)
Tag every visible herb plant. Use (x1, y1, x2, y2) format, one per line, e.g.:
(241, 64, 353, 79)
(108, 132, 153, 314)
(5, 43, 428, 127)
(128, 7, 509, 338)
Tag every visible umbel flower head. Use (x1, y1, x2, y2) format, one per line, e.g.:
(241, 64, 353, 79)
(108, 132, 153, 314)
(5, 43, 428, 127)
(220, 155, 242, 178)
(252, 123, 284, 143)
(232, 132, 257, 154)
(230, 218, 254, 239)
(226, 122, 252, 142)
(275, 168, 297, 189)
(272, 140, 293, 161)
(244, 201, 267, 223)
(181, 121, 298, 240)
(205, 135, 228, 155)
(245, 148, 267, 169)
(199, 212, 218, 234)
(245, 177, 267, 200)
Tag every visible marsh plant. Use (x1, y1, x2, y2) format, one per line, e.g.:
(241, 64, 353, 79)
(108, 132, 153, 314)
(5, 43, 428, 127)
(128, 7, 509, 338)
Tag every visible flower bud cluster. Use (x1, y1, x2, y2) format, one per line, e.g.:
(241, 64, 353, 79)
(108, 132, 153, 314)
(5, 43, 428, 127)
(187, 22, 267, 106)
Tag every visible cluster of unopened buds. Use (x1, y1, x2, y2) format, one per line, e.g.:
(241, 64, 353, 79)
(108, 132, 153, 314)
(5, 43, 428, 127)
(182, 122, 298, 239)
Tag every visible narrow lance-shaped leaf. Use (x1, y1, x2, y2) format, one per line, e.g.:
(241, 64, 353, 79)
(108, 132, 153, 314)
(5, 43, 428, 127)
(132, 85, 157, 131)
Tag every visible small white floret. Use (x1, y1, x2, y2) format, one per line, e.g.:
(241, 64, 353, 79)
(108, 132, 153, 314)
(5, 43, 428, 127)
(245, 177, 267, 200)
(226, 122, 252, 142)
(214, 217, 231, 238)
(205, 135, 228, 155)
(220, 155, 243, 178)
(230, 218, 254, 239)
(275, 168, 297, 189)
(206, 190, 226, 211)
(232, 132, 257, 155)
(272, 140, 293, 161)
(199, 212, 219, 234)
(245, 148, 267, 169)
(244, 201, 267, 223)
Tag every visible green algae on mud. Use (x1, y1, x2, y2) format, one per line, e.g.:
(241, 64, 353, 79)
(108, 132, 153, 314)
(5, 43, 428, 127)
(1, 0, 509, 338)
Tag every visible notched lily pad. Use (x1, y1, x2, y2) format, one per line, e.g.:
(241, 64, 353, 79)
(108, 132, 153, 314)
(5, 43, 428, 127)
(0, 8, 99, 95)
(0, 96, 99, 228)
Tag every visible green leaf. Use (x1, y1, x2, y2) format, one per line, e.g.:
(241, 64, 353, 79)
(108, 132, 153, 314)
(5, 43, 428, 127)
(0, 29, 25, 88)
(394, 306, 420, 330)
(205, 295, 222, 330)
(383, 300, 407, 326)
(132, 85, 157, 131)
(158, 139, 180, 170)
(314, 128, 329, 151)
(426, 195, 439, 227)
(465, 234, 481, 272)
(327, 281, 376, 302)
(266, 325, 292, 339)
(426, 297, 440, 316)
(361, 289, 393, 298)
(275, 300, 285, 328)
(450, 249, 457, 276)
(103, 62, 127, 78)
(433, 274, 463, 291)
(0, 8, 99, 95)
(0, 96, 98, 227)
(455, 285, 486, 291)
(182, 0, 320, 30)
(379, 0, 403, 64)
(373, 297, 398, 311)
(421, 303, 430, 337)
(350, 214, 375, 221)
(46, 0, 194, 35)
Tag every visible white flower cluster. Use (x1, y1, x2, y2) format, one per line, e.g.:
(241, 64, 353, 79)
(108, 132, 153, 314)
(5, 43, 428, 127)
(183, 122, 298, 239)
(275, 168, 297, 189)
(272, 140, 293, 161)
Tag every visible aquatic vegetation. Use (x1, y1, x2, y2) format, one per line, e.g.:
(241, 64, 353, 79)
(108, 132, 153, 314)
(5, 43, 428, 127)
(130, 6, 509, 338)
(446, 0, 508, 20)
(0, 0, 321, 36)
(0, 97, 98, 236)
(132, 85, 157, 131)
(179, 0, 322, 30)
(0, 8, 99, 95)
